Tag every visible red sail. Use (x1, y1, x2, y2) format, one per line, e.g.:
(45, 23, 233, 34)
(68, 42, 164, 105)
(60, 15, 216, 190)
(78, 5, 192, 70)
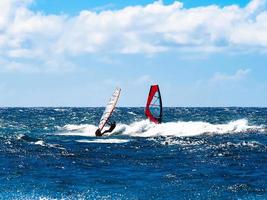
(145, 85, 162, 124)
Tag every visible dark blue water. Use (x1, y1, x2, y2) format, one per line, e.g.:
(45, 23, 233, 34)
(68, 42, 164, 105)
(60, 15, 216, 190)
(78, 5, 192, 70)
(0, 107, 267, 199)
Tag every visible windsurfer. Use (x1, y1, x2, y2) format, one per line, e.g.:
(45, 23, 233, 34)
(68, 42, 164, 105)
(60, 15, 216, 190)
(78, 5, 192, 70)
(95, 121, 116, 136)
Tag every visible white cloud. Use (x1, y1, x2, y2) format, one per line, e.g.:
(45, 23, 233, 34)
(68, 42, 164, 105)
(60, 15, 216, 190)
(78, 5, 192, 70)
(210, 68, 251, 83)
(0, 0, 267, 72)
(134, 75, 154, 85)
(245, 0, 267, 14)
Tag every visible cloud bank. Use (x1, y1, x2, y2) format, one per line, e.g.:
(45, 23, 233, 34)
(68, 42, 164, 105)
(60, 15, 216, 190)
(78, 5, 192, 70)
(0, 0, 267, 72)
(211, 68, 251, 83)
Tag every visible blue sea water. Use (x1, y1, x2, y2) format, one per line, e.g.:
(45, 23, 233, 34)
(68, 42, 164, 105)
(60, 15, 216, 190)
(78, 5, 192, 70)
(0, 107, 267, 200)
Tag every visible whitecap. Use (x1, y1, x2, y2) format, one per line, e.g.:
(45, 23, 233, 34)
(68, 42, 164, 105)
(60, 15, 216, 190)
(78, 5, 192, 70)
(76, 139, 130, 144)
(127, 111, 137, 116)
(34, 140, 46, 146)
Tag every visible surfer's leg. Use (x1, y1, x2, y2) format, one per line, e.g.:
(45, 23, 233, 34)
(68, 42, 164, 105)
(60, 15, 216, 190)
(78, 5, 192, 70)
(95, 129, 103, 136)
(102, 129, 110, 134)
(109, 124, 116, 132)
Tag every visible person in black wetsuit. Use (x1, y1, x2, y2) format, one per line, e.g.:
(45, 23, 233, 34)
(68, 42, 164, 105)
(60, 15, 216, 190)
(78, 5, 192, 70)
(95, 121, 116, 137)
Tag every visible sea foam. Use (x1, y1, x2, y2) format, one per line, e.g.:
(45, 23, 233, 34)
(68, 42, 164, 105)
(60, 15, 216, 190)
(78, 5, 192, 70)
(58, 119, 264, 137)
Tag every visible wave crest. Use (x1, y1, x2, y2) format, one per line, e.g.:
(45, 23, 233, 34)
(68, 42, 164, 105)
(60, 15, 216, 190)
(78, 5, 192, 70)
(117, 119, 264, 137)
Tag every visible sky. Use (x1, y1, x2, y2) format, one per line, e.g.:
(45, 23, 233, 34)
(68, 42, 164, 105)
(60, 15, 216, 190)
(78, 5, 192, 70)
(0, 0, 267, 107)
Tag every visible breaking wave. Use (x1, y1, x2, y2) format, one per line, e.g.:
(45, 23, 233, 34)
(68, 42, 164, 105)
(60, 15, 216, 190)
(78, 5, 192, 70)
(17, 134, 66, 150)
(58, 119, 264, 138)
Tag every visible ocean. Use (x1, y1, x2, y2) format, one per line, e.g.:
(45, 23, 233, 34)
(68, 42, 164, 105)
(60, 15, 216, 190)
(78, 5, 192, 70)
(0, 107, 267, 200)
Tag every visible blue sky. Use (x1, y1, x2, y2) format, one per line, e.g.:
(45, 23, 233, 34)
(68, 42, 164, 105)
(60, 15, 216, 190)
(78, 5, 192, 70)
(0, 0, 266, 107)
(30, 0, 250, 14)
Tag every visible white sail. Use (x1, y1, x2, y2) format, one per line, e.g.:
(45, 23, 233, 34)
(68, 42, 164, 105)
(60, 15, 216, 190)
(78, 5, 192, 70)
(98, 87, 121, 131)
